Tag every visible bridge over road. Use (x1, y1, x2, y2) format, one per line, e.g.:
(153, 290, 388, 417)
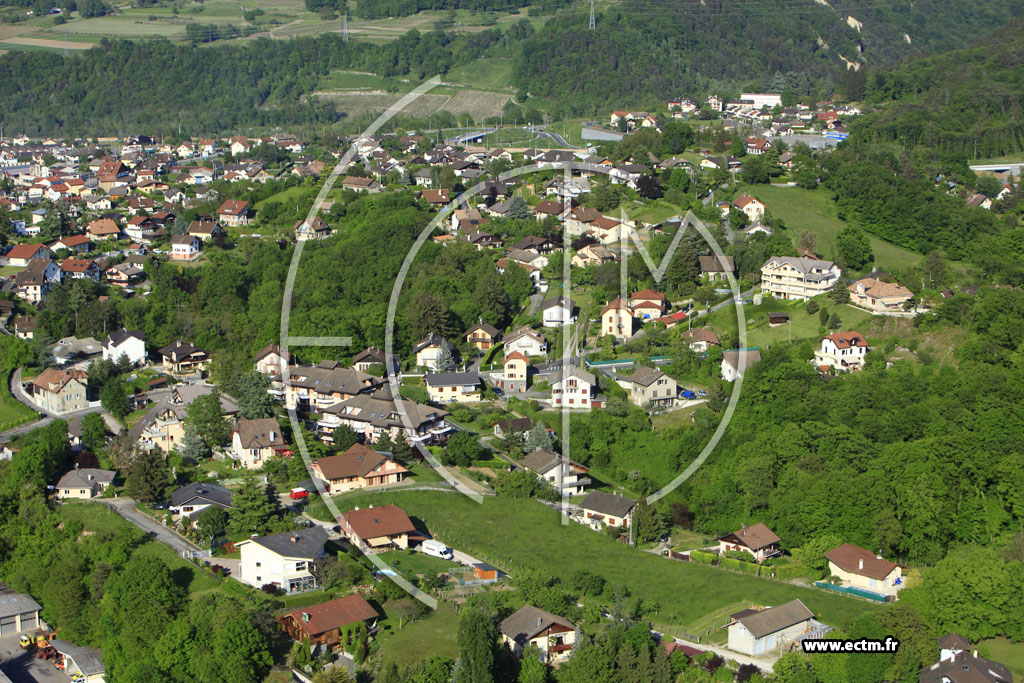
(969, 162, 1022, 176)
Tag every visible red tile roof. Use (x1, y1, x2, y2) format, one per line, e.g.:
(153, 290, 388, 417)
(281, 594, 379, 637)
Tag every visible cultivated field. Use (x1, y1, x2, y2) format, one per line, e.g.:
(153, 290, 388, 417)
(0, 2, 538, 49)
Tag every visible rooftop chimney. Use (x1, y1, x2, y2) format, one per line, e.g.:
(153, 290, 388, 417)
(302, 612, 311, 623)
(741, 524, 747, 536)
(290, 534, 297, 543)
(537, 617, 543, 628)
(858, 558, 863, 570)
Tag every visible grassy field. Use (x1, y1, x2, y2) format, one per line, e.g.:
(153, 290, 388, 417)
(377, 548, 458, 577)
(735, 184, 922, 272)
(444, 57, 514, 91)
(378, 602, 460, 668)
(702, 294, 876, 350)
(624, 198, 684, 225)
(980, 637, 1024, 678)
(0, 369, 37, 430)
(651, 404, 701, 430)
(310, 490, 878, 631)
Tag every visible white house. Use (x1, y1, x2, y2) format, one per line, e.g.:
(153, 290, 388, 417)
(577, 491, 635, 530)
(727, 600, 816, 656)
(551, 368, 595, 409)
(519, 447, 590, 496)
(236, 527, 328, 594)
(499, 605, 577, 664)
(734, 194, 765, 222)
(412, 334, 453, 370)
(814, 331, 868, 372)
(540, 296, 576, 327)
(504, 327, 547, 357)
(721, 349, 761, 382)
(170, 234, 201, 261)
(103, 329, 147, 366)
(170, 482, 234, 519)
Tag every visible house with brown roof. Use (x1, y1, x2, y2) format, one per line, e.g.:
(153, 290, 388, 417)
(726, 600, 816, 656)
(232, 417, 286, 469)
(519, 447, 589, 497)
(627, 367, 678, 408)
(311, 443, 409, 494)
(721, 348, 761, 382)
(158, 340, 210, 375)
(825, 543, 903, 598)
(734, 194, 765, 221)
(60, 258, 100, 281)
(87, 218, 122, 240)
(499, 605, 576, 663)
(187, 219, 225, 242)
(848, 276, 914, 313)
(338, 504, 419, 551)
(294, 216, 331, 242)
(814, 331, 868, 372)
(718, 523, 781, 563)
(499, 351, 530, 393)
(55, 467, 116, 500)
(317, 392, 448, 445)
(26, 368, 89, 414)
(919, 634, 1011, 683)
(341, 176, 381, 193)
(571, 243, 616, 268)
(700, 254, 736, 281)
(216, 199, 250, 227)
(420, 188, 450, 206)
(629, 289, 668, 320)
(283, 360, 380, 411)
(170, 234, 200, 261)
(681, 328, 720, 351)
(6, 243, 51, 267)
(279, 595, 380, 648)
(51, 234, 91, 253)
(465, 322, 501, 351)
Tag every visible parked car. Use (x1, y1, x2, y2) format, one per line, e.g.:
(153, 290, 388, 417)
(697, 390, 708, 398)
(681, 390, 697, 400)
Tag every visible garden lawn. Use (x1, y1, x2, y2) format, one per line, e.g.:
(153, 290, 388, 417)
(651, 404, 701, 431)
(702, 295, 874, 350)
(313, 491, 878, 631)
(377, 549, 458, 577)
(378, 602, 460, 668)
(735, 184, 922, 272)
(0, 369, 36, 429)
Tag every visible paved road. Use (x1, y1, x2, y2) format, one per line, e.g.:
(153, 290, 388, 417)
(526, 126, 583, 150)
(96, 497, 200, 555)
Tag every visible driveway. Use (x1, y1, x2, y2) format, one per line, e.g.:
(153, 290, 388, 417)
(0, 634, 69, 683)
(0, 368, 121, 444)
(97, 498, 200, 555)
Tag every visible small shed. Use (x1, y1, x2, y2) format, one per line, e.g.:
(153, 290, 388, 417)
(767, 312, 790, 327)
(472, 563, 501, 581)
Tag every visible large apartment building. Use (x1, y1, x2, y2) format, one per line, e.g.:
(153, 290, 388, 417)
(760, 256, 842, 301)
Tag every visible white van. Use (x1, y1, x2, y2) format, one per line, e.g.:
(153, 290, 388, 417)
(420, 539, 453, 560)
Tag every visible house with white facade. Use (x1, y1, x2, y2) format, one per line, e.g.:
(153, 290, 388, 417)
(551, 368, 595, 409)
(237, 527, 328, 594)
(518, 447, 590, 496)
(824, 543, 903, 599)
(761, 256, 842, 301)
(231, 417, 286, 469)
(540, 296, 576, 327)
(814, 331, 868, 372)
(101, 327, 146, 366)
(499, 605, 577, 664)
(504, 327, 547, 357)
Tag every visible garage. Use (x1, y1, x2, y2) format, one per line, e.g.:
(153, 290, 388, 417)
(0, 587, 41, 635)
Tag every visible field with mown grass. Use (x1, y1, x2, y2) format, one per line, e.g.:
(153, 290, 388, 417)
(306, 489, 878, 631)
(734, 184, 923, 272)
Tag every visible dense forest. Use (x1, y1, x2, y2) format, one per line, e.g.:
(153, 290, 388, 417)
(0, 30, 502, 135)
(1, 0, 1023, 135)
(853, 19, 1024, 157)
(510, 0, 1024, 113)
